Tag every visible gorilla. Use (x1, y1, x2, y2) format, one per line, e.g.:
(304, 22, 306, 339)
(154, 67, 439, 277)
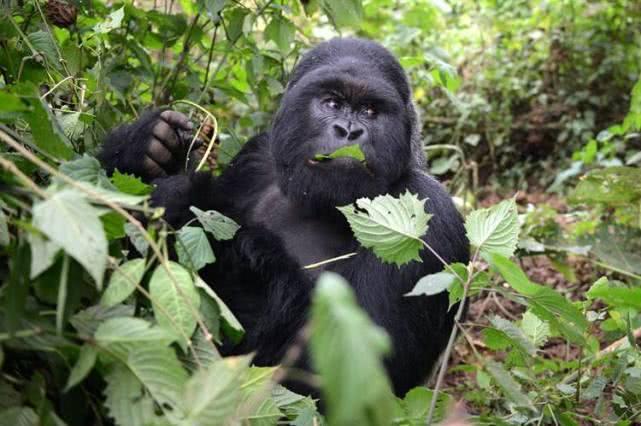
(98, 38, 469, 397)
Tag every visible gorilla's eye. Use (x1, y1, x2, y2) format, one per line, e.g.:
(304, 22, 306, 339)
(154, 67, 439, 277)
(364, 105, 377, 118)
(323, 97, 342, 110)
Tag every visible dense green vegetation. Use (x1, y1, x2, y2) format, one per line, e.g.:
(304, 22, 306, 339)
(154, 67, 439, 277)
(1, 0, 640, 424)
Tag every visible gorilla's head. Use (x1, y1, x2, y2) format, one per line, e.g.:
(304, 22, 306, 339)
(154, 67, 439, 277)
(270, 38, 423, 212)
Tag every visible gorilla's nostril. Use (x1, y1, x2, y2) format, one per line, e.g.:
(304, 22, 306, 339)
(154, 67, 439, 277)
(348, 128, 364, 141)
(333, 124, 348, 138)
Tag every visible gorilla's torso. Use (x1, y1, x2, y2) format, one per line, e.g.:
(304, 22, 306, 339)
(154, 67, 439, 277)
(250, 183, 353, 271)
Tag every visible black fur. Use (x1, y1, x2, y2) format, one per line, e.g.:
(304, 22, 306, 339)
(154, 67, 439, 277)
(98, 38, 469, 397)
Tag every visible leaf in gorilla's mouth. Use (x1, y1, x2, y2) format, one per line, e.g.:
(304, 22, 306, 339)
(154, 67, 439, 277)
(309, 144, 366, 165)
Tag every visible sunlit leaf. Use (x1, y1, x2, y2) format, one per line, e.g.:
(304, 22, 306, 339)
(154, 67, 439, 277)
(176, 226, 216, 271)
(465, 198, 519, 258)
(101, 259, 146, 307)
(338, 191, 431, 266)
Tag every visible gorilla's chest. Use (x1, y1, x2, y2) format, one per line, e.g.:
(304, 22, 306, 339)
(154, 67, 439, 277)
(251, 185, 352, 268)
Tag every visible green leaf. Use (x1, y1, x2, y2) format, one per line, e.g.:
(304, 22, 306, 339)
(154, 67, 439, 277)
(70, 304, 134, 338)
(182, 357, 249, 425)
(32, 189, 107, 288)
(520, 310, 550, 348)
(0, 209, 9, 246)
(489, 315, 536, 356)
(465, 198, 519, 258)
(65, 344, 97, 391)
(485, 360, 535, 411)
(95, 317, 175, 349)
(149, 262, 200, 349)
(190, 206, 240, 240)
(124, 223, 149, 256)
(488, 253, 587, 343)
(27, 31, 59, 67)
(0, 407, 39, 426)
(587, 277, 641, 310)
(406, 271, 455, 296)
(194, 276, 244, 343)
(24, 93, 74, 160)
(111, 170, 152, 195)
(59, 155, 115, 189)
(398, 387, 452, 424)
(104, 365, 157, 426)
(338, 191, 431, 266)
(94, 7, 125, 34)
(314, 144, 366, 162)
(265, 16, 296, 55)
(27, 232, 59, 279)
(570, 166, 641, 206)
(176, 226, 216, 271)
(310, 272, 394, 426)
(101, 259, 146, 307)
(320, 0, 363, 28)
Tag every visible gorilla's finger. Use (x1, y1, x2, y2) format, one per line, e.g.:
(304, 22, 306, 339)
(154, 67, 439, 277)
(148, 139, 173, 166)
(152, 121, 179, 152)
(160, 110, 193, 131)
(143, 156, 167, 178)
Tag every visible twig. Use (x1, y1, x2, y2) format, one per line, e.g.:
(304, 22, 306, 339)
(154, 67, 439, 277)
(302, 252, 357, 270)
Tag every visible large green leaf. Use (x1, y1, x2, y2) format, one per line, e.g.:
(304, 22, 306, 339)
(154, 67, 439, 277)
(22, 89, 73, 160)
(265, 16, 296, 55)
(103, 364, 165, 426)
(310, 272, 394, 426)
(176, 226, 216, 271)
(320, 0, 363, 28)
(465, 198, 519, 258)
(181, 357, 249, 425)
(149, 262, 200, 349)
(59, 155, 115, 189)
(32, 189, 107, 288)
(95, 317, 175, 349)
(338, 191, 431, 266)
(101, 259, 146, 307)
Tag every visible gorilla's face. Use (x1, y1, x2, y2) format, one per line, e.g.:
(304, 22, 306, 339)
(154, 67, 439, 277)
(271, 40, 416, 213)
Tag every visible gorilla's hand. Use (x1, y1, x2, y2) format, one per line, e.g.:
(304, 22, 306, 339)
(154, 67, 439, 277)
(143, 110, 194, 178)
(99, 110, 195, 182)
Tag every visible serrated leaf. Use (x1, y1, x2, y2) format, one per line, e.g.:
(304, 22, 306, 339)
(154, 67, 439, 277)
(520, 310, 550, 348)
(191, 207, 240, 240)
(65, 344, 97, 391)
(32, 189, 107, 288)
(489, 316, 536, 356)
(70, 304, 134, 338)
(465, 198, 519, 258)
(338, 191, 431, 266)
(95, 317, 175, 349)
(182, 357, 250, 425)
(310, 272, 394, 426)
(101, 259, 146, 307)
(149, 262, 200, 349)
(59, 155, 115, 189)
(104, 364, 162, 426)
(111, 170, 152, 195)
(176, 226, 216, 271)
(406, 271, 455, 296)
(485, 361, 535, 411)
(194, 276, 244, 343)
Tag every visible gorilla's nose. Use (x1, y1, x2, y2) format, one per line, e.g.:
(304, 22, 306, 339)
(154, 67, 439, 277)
(333, 121, 365, 142)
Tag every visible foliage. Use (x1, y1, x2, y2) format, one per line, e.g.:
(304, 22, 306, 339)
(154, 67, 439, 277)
(1, 0, 641, 425)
